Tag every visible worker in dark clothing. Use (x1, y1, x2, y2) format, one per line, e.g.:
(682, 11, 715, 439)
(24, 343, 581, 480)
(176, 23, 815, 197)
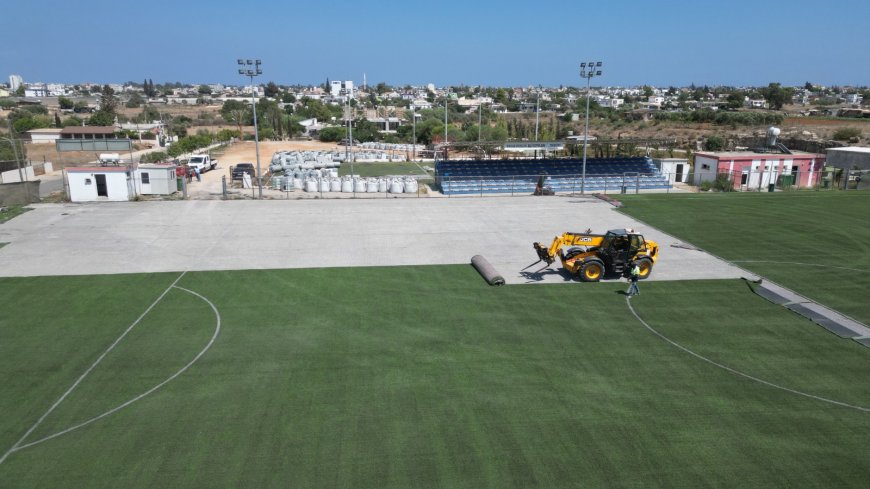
(626, 261, 641, 297)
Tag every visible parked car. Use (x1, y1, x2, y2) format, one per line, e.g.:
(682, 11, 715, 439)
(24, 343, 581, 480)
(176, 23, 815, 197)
(231, 163, 256, 181)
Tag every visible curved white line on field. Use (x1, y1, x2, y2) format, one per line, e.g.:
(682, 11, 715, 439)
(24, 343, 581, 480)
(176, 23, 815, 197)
(10, 285, 221, 453)
(731, 260, 869, 274)
(626, 296, 870, 412)
(0, 272, 188, 466)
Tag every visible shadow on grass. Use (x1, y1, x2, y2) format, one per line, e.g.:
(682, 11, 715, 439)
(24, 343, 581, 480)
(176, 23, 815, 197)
(520, 267, 575, 283)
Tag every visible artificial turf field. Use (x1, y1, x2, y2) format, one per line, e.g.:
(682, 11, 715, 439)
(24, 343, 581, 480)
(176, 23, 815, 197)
(618, 191, 870, 325)
(1, 265, 870, 488)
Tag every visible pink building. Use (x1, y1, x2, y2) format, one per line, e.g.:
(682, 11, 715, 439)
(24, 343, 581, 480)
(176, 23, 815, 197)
(693, 151, 825, 190)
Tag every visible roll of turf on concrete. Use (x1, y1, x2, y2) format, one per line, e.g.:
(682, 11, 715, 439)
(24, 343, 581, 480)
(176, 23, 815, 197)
(471, 255, 505, 286)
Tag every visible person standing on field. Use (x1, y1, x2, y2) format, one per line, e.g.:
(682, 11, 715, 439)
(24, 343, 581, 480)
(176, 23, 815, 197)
(627, 261, 641, 297)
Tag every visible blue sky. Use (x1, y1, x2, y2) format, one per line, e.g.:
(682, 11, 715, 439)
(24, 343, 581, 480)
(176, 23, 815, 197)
(1, 0, 868, 88)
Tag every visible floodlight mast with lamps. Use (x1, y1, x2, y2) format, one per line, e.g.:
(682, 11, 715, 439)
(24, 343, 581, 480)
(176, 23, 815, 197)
(237, 58, 263, 199)
(579, 61, 602, 195)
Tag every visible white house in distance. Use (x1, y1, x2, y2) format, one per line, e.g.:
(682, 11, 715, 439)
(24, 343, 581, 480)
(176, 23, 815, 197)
(135, 164, 177, 195)
(66, 167, 135, 202)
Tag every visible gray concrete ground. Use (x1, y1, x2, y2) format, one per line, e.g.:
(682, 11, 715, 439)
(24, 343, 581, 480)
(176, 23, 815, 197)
(0, 197, 745, 282)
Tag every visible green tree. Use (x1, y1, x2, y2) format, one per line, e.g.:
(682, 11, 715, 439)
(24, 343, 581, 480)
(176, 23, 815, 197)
(98, 85, 118, 114)
(197, 85, 212, 95)
(257, 98, 284, 138)
(415, 118, 443, 145)
(58, 97, 74, 110)
(726, 92, 744, 109)
(135, 105, 162, 123)
(61, 116, 83, 127)
(14, 85, 25, 96)
(168, 115, 192, 137)
(281, 91, 296, 104)
(284, 115, 305, 138)
(125, 92, 144, 108)
(759, 82, 793, 110)
(87, 110, 115, 126)
(0, 139, 27, 162)
(318, 126, 345, 142)
(221, 100, 252, 133)
(264, 81, 280, 98)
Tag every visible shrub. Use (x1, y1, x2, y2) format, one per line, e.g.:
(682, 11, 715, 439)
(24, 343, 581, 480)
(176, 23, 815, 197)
(832, 127, 861, 141)
(713, 173, 735, 192)
(705, 135, 725, 151)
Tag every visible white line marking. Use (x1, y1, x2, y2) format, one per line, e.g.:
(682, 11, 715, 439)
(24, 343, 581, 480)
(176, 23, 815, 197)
(0, 272, 188, 465)
(625, 296, 870, 412)
(10, 285, 221, 452)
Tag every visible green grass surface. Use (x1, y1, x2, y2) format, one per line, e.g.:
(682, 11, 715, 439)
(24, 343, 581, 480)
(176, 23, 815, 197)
(0, 205, 31, 224)
(339, 161, 429, 177)
(619, 192, 870, 324)
(2, 267, 869, 488)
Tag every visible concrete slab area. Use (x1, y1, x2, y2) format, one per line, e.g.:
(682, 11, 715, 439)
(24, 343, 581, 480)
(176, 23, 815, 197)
(0, 197, 746, 283)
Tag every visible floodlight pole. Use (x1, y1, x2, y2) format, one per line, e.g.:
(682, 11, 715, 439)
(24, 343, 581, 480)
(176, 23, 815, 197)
(535, 85, 541, 141)
(580, 61, 603, 195)
(412, 106, 417, 161)
(444, 88, 449, 155)
(237, 58, 263, 199)
(478, 101, 482, 142)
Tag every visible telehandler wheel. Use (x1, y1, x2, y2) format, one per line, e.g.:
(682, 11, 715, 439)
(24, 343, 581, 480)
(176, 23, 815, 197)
(636, 257, 653, 280)
(579, 260, 604, 282)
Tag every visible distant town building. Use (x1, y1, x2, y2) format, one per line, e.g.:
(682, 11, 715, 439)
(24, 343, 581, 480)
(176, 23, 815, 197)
(24, 84, 49, 97)
(9, 74, 23, 91)
(330, 80, 354, 100)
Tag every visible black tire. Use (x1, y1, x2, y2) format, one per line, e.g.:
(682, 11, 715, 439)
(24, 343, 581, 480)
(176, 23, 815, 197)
(636, 257, 653, 280)
(579, 260, 604, 282)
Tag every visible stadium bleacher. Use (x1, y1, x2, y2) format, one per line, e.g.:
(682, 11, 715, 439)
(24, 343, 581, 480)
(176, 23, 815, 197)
(435, 157, 672, 195)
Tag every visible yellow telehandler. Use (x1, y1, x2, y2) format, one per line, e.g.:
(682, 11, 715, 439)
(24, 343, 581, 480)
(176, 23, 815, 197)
(531, 228, 660, 282)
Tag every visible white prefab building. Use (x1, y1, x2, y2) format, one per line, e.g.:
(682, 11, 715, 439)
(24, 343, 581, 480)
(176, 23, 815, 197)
(652, 158, 690, 183)
(66, 167, 134, 202)
(27, 128, 63, 144)
(135, 164, 178, 195)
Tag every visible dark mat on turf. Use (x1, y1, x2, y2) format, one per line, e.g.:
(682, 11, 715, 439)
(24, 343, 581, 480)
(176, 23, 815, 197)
(785, 303, 858, 338)
(754, 285, 791, 305)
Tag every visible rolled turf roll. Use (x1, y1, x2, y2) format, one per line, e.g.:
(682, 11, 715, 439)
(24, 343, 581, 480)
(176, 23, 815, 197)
(471, 255, 505, 286)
